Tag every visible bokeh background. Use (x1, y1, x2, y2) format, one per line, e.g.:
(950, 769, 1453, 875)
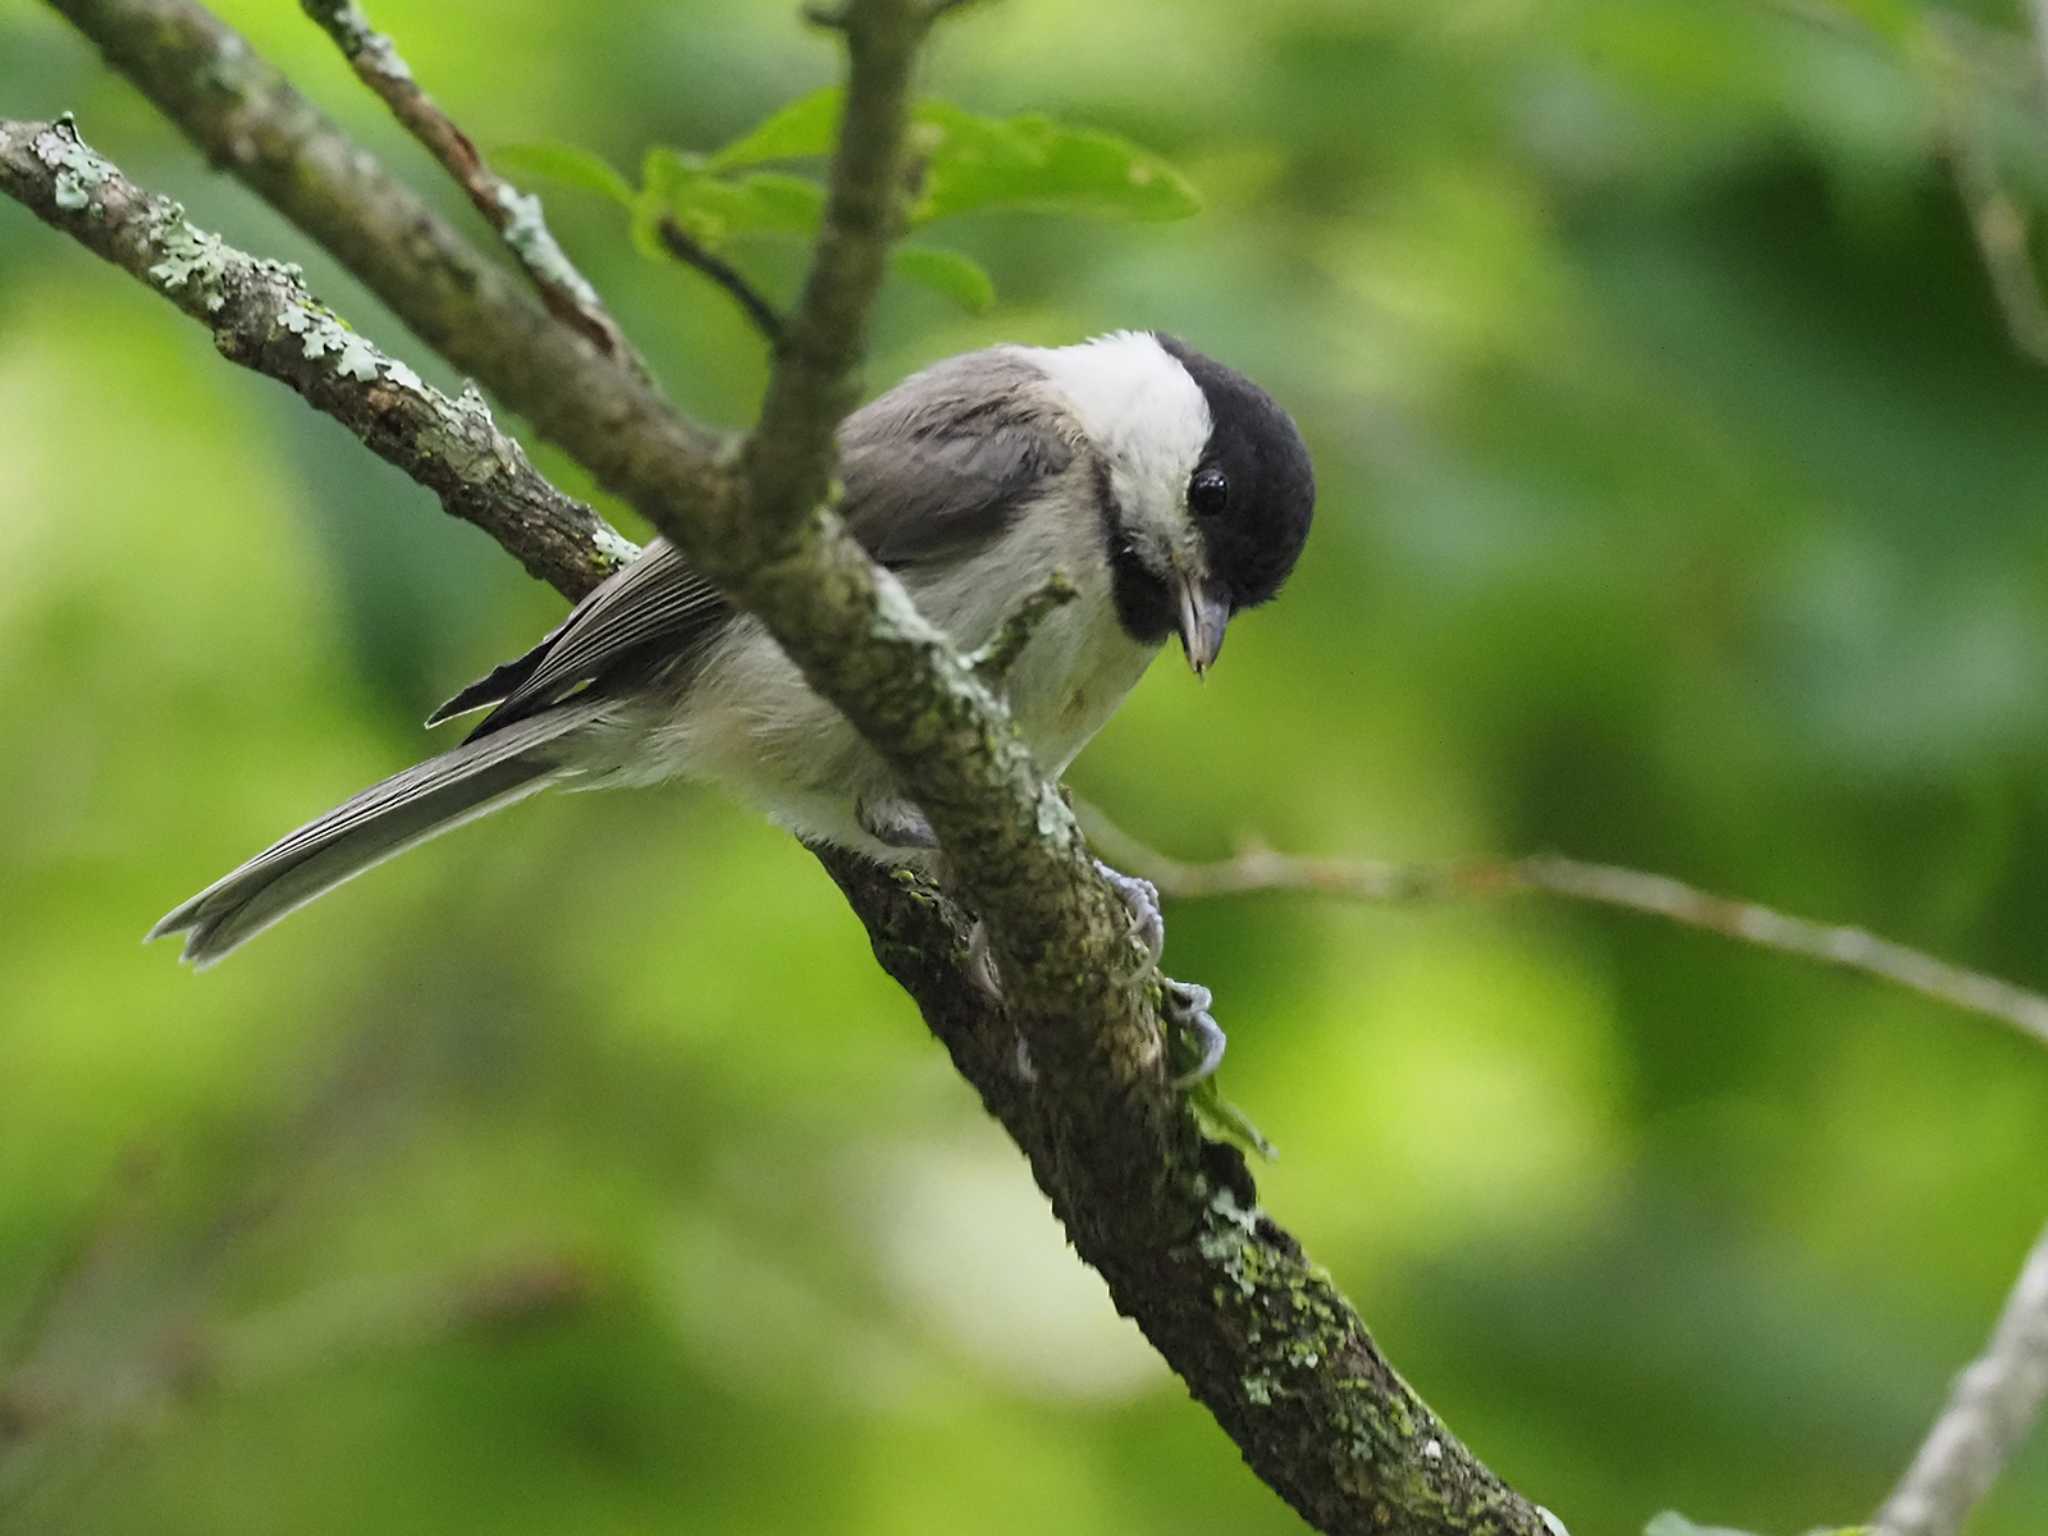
(6, 1, 2048, 1532)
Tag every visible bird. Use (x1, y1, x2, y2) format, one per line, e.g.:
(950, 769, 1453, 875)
(149, 329, 1317, 1069)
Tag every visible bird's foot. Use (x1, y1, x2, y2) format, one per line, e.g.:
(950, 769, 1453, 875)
(1094, 859, 1227, 1087)
(1094, 860, 1165, 969)
(960, 859, 1229, 1087)
(1161, 977, 1227, 1088)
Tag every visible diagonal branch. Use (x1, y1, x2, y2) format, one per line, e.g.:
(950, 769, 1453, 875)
(297, 0, 648, 380)
(0, 116, 634, 597)
(1875, 1221, 2048, 1536)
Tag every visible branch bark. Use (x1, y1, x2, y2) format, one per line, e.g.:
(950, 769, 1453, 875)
(14, 3, 1559, 1530)
(1875, 1221, 2048, 1536)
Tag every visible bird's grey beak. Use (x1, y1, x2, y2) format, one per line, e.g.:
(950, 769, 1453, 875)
(1175, 573, 1231, 678)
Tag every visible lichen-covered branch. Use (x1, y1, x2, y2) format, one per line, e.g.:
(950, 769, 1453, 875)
(21, 2, 1557, 1529)
(819, 851, 1554, 1536)
(0, 116, 633, 597)
(1875, 1220, 2048, 1536)
(296, 0, 647, 379)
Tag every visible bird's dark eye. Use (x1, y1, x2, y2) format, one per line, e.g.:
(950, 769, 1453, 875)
(1189, 467, 1229, 517)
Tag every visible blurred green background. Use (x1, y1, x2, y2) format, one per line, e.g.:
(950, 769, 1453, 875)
(6, 1, 2048, 1532)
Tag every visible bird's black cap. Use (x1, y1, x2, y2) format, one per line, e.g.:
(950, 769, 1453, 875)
(1154, 333, 1317, 610)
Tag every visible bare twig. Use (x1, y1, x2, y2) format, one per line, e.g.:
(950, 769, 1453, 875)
(968, 570, 1077, 683)
(1076, 807, 2048, 1056)
(1941, 95, 2048, 369)
(0, 116, 635, 596)
(298, 0, 647, 378)
(1875, 1221, 2048, 1536)
(656, 215, 785, 342)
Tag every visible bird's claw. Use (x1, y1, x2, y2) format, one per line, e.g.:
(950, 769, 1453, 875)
(964, 862, 1229, 1087)
(1162, 977, 1227, 1087)
(1095, 859, 1227, 1086)
(1093, 859, 1165, 969)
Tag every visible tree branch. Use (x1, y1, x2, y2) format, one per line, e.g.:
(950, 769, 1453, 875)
(297, 0, 648, 380)
(18, 3, 1560, 1529)
(1875, 1221, 2048, 1536)
(0, 116, 634, 597)
(1076, 808, 2048, 1057)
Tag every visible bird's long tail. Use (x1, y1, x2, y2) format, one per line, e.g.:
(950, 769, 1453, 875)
(148, 702, 608, 967)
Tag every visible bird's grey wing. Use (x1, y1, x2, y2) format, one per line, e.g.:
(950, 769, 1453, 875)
(434, 350, 1068, 739)
(432, 538, 731, 741)
(837, 348, 1075, 569)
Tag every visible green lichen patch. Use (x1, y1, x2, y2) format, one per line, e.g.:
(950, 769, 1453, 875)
(278, 301, 379, 380)
(32, 117, 113, 215)
(147, 213, 232, 313)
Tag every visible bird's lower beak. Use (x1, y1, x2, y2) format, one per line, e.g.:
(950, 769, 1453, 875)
(1175, 574, 1231, 678)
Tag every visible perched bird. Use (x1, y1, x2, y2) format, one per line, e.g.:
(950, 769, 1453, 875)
(150, 330, 1317, 1064)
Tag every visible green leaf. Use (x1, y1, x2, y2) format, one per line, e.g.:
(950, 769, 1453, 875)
(639, 148, 826, 249)
(888, 246, 996, 312)
(1187, 1075, 1277, 1161)
(908, 102, 1202, 224)
(707, 86, 845, 170)
(494, 141, 635, 206)
(702, 90, 1200, 223)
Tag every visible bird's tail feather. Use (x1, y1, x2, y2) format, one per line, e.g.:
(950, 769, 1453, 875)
(149, 702, 606, 967)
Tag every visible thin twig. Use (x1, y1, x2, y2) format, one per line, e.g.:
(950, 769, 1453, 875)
(299, 0, 649, 379)
(656, 215, 785, 342)
(1075, 805, 2048, 1055)
(968, 570, 1077, 683)
(1874, 1221, 2048, 1536)
(1940, 91, 2048, 369)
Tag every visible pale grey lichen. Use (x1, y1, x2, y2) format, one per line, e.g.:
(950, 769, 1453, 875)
(380, 358, 425, 395)
(32, 117, 113, 215)
(279, 300, 386, 380)
(493, 184, 601, 309)
(147, 214, 231, 313)
(334, 335, 380, 381)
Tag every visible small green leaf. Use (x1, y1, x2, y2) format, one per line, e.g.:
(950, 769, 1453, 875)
(889, 245, 995, 312)
(909, 102, 1202, 224)
(707, 86, 845, 169)
(640, 149, 827, 249)
(628, 191, 669, 262)
(1187, 1076, 1277, 1161)
(702, 91, 1200, 223)
(495, 141, 635, 206)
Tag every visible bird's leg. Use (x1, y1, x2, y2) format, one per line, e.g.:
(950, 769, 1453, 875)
(1093, 860, 1228, 1087)
(855, 795, 939, 852)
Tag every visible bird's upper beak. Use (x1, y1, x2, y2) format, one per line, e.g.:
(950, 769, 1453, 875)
(1174, 568, 1232, 678)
